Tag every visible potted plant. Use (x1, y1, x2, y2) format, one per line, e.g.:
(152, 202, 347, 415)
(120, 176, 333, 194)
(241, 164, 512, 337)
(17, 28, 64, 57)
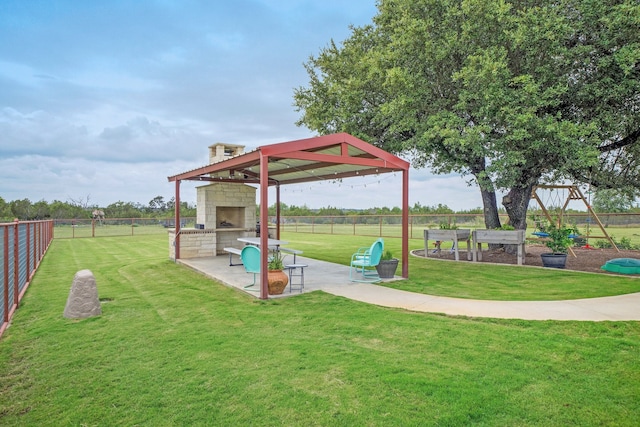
(375, 249, 399, 279)
(540, 221, 578, 269)
(267, 251, 289, 294)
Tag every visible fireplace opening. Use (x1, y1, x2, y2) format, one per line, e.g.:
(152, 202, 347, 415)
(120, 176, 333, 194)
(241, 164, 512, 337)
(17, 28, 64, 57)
(216, 206, 245, 229)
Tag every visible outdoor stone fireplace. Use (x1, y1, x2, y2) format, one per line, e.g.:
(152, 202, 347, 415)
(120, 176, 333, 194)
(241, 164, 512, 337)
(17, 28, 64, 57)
(168, 143, 256, 259)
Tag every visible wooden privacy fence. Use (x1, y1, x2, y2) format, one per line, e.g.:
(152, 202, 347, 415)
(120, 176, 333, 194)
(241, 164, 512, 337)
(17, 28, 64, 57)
(1, 220, 54, 338)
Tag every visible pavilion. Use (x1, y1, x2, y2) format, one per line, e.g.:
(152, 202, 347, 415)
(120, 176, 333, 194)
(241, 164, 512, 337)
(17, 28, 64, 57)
(167, 132, 410, 299)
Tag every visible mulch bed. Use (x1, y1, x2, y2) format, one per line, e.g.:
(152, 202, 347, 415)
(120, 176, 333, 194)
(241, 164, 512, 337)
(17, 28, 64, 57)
(412, 244, 640, 275)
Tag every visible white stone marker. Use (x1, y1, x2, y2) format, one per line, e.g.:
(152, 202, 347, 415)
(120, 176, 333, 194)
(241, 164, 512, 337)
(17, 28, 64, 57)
(63, 269, 102, 319)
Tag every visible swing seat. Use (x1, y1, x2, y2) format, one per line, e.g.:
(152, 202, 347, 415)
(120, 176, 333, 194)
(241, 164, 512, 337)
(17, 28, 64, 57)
(532, 231, 549, 237)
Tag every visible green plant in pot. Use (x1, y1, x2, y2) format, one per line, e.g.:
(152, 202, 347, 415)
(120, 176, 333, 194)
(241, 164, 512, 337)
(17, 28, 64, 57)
(375, 249, 399, 279)
(268, 251, 285, 270)
(267, 251, 288, 294)
(540, 221, 578, 269)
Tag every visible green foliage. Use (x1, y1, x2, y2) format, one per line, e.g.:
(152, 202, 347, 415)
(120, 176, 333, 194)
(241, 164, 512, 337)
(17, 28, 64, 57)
(412, 202, 455, 214)
(439, 222, 458, 230)
(0, 196, 195, 220)
(593, 189, 635, 213)
(259, 202, 461, 216)
(104, 201, 144, 218)
(544, 222, 579, 254)
(496, 224, 515, 230)
(594, 235, 640, 250)
(294, 0, 640, 235)
(267, 251, 286, 270)
(380, 249, 395, 261)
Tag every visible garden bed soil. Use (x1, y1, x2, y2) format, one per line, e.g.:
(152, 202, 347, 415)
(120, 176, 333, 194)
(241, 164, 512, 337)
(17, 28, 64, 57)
(414, 244, 640, 275)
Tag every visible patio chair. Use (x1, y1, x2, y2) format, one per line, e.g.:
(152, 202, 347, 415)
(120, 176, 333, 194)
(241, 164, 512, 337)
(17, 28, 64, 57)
(349, 239, 384, 282)
(351, 238, 383, 263)
(240, 245, 261, 290)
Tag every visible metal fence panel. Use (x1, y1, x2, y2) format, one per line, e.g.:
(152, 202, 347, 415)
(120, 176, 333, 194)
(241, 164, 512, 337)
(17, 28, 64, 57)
(18, 224, 28, 295)
(0, 227, 4, 324)
(5, 225, 15, 323)
(276, 213, 640, 246)
(1, 221, 53, 338)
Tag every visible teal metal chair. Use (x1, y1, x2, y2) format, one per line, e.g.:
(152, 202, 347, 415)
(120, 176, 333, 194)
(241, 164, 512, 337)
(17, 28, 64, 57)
(353, 238, 384, 261)
(240, 245, 261, 290)
(349, 239, 384, 282)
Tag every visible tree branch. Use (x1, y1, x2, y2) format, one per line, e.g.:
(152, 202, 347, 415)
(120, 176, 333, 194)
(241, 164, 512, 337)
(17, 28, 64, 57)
(598, 128, 640, 152)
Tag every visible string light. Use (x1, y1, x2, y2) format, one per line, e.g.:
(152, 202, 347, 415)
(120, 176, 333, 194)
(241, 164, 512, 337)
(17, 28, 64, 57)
(282, 172, 396, 194)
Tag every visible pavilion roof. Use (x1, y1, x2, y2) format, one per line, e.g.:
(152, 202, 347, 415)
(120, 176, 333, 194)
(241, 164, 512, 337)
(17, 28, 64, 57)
(168, 132, 409, 185)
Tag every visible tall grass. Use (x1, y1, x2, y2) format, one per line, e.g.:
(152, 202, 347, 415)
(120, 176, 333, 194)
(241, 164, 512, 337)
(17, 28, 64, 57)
(0, 234, 638, 425)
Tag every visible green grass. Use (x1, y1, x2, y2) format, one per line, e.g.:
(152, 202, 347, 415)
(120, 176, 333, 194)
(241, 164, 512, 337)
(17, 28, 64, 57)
(280, 232, 640, 300)
(1, 234, 639, 425)
(282, 222, 640, 245)
(53, 223, 171, 239)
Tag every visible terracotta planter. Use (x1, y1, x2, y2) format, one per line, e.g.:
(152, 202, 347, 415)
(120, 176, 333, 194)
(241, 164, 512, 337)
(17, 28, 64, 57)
(267, 270, 289, 295)
(541, 253, 568, 269)
(376, 259, 399, 279)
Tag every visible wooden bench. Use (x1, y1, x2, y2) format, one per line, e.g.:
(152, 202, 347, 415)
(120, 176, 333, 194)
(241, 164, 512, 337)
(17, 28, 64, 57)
(472, 230, 526, 265)
(223, 247, 243, 266)
(280, 247, 303, 263)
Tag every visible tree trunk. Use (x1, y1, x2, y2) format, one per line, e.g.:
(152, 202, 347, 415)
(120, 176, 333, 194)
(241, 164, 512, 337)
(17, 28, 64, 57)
(502, 184, 534, 254)
(473, 168, 502, 249)
(471, 164, 501, 230)
(481, 187, 501, 229)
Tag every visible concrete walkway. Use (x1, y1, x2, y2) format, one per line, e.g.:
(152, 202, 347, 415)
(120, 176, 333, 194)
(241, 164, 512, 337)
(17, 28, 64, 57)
(179, 255, 640, 321)
(321, 283, 640, 321)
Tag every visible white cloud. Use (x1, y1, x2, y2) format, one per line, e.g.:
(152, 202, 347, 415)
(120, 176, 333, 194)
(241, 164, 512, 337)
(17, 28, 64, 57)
(0, 0, 483, 211)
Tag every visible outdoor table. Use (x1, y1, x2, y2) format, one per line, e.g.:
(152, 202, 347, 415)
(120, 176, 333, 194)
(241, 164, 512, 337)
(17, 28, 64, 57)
(237, 237, 289, 251)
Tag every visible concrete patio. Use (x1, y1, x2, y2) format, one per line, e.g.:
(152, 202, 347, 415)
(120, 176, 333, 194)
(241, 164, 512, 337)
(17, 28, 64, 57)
(177, 254, 401, 298)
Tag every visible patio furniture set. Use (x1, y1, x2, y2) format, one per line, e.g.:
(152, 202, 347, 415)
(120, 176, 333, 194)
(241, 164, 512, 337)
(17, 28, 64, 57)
(226, 237, 308, 294)
(227, 236, 395, 295)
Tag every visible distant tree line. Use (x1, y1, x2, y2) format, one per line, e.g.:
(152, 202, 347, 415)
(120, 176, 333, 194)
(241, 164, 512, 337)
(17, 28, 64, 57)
(265, 189, 639, 217)
(0, 196, 196, 221)
(2, 188, 636, 222)
(263, 202, 484, 217)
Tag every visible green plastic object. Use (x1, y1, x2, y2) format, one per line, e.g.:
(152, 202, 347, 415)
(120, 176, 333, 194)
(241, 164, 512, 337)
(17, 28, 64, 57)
(601, 258, 640, 274)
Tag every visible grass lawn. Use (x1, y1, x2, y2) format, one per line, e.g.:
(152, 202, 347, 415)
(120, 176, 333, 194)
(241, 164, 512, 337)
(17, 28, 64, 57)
(280, 232, 640, 300)
(0, 234, 639, 426)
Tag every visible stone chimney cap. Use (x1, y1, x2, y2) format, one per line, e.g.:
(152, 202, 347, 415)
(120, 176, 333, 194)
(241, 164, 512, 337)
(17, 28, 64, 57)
(208, 142, 245, 149)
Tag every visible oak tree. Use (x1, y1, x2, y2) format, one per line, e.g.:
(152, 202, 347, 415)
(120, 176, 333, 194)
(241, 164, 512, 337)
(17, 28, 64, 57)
(294, 0, 640, 232)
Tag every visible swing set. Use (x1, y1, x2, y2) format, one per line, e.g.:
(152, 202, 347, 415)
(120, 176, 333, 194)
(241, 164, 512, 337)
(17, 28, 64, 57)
(529, 184, 619, 255)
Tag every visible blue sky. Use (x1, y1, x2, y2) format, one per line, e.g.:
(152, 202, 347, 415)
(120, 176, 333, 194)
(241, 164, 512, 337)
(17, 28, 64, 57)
(0, 0, 484, 210)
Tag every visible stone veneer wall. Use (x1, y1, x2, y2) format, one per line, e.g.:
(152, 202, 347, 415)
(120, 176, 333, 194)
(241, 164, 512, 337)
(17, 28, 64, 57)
(169, 182, 257, 259)
(196, 182, 256, 230)
(168, 229, 217, 259)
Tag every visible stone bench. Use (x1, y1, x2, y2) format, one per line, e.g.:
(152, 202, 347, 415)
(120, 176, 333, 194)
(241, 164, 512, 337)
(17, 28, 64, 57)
(223, 247, 243, 266)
